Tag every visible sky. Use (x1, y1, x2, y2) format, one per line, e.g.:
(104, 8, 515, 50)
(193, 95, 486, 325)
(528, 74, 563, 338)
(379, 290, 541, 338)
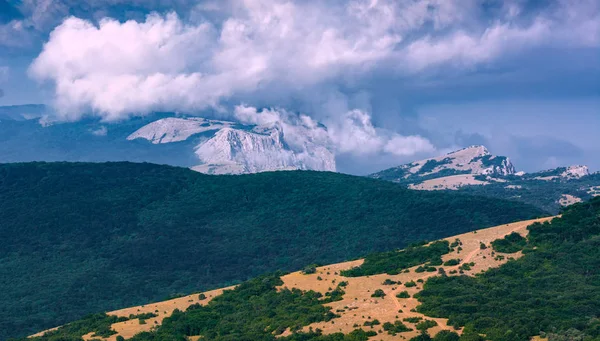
(0, 0, 599, 174)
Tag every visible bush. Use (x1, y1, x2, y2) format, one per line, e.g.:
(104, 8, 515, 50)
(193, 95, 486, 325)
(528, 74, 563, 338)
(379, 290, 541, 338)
(364, 319, 381, 327)
(341, 241, 451, 277)
(371, 289, 386, 298)
(443, 259, 461, 266)
(383, 320, 412, 335)
(396, 291, 410, 299)
(416, 320, 438, 331)
(491, 232, 527, 253)
(405, 281, 417, 288)
(403, 317, 423, 323)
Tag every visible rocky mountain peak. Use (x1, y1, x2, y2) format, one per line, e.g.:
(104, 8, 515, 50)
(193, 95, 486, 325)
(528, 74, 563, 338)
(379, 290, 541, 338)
(128, 116, 336, 175)
(561, 165, 590, 179)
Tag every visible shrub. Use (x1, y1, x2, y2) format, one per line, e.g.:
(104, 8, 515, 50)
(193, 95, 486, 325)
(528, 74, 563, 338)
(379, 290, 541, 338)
(416, 320, 438, 331)
(383, 320, 412, 335)
(371, 289, 386, 298)
(364, 319, 381, 327)
(405, 281, 417, 288)
(396, 291, 410, 299)
(403, 317, 423, 323)
(491, 232, 527, 253)
(443, 259, 461, 266)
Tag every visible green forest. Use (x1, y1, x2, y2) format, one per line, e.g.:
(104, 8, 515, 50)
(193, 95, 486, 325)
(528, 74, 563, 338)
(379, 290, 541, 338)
(0, 162, 544, 340)
(416, 197, 600, 341)
(455, 173, 600, 214)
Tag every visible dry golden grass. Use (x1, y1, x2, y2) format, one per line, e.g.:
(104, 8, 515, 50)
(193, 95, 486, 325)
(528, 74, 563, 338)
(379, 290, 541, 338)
(32, 216, 554, 341)
(276, 217, 554, 340)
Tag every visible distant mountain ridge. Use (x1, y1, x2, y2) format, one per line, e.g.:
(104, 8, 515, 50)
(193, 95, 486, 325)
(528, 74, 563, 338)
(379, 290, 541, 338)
(0, 105, 336, 174)
(369, 145, 599, 213)
(371, 145, 515, 182)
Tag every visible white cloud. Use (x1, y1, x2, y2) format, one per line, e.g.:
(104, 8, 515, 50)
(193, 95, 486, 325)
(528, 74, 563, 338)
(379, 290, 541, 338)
(29, 0, 600, 121)
(90, 126, 108, 136)
(232, 104, 434, 158)
(327, 109, 434, 157)
(0, 21, 32, 48)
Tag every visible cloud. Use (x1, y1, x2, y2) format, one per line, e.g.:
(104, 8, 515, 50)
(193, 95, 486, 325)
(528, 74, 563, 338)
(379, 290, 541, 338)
(326, 109, 434, 157)
(0, 20, 32, 47)
(233, 105, 434, 159)
(417, 98, 600, 172)
(28, 0, 600, 121)
(90, 126, 108, 136)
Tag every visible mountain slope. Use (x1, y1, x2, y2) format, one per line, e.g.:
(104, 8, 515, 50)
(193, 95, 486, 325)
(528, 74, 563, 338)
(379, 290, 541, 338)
(25, 198, 600, 341)
(417, 197, 600, 341)
(25, 216, 555, 341)
(0, 162, 545, 340)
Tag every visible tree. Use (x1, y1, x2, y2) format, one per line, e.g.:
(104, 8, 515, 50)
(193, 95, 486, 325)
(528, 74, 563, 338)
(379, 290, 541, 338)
(371, 289, 386, 298)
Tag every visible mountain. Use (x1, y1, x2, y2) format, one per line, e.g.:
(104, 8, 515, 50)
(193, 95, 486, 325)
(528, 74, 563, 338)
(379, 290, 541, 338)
(0, 162, 545, 340)
(24, 197, 600, 341)
(0, 105, 335, 174)
(370, 145, 599, 213)
(127, 117, 335, 174)
(371, 145, 515, 183)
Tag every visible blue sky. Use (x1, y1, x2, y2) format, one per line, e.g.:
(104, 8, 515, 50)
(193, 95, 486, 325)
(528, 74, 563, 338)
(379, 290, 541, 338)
(0, 0, 598, 174)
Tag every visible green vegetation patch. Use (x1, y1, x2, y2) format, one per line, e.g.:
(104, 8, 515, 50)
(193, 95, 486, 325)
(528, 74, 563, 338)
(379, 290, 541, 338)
(27, 273, 355, 341)
(341, 241, 451, 277)
(443, 259, 461, 266)
(416, 198, 600, 341)
(26, 313, 127, 340)
(383, 320, 413, 335)
(491, 232, 527, 253)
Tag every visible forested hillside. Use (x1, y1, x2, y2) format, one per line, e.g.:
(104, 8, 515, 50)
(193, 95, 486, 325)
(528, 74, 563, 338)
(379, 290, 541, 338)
(0, 162, 544, 340)
(417, 197, 600, 341)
